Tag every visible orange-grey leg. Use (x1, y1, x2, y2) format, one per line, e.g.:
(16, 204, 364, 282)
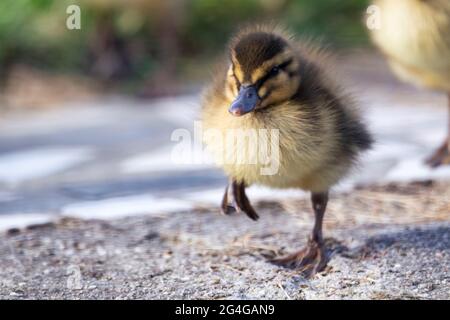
(271, 192, 329, 277)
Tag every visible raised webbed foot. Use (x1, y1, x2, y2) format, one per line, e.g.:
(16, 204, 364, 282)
(425, 140, 450, 168)
(221, 180, 259, 221)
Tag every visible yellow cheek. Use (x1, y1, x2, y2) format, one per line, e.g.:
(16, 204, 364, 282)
(260, 74, 299, 106)
(225, 84, 235, 101)
(225, 77, 238, 101)
(258, 86, 268, 98)
(259, 75, 284, 98)
(226, 67, 234, 79)
(233, 65, 244, 84)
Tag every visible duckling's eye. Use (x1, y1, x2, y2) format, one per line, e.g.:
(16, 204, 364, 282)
(268, 59, 293, 78)
(271, 66, 280, 75)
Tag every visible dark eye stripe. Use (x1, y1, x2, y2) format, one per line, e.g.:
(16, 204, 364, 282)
(277, 58, 293, 71)
(256, 58, 293, 88)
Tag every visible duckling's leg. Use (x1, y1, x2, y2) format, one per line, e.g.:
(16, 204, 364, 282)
(271, 192, 329, 277)
(221, 179, 259, 221)
(426, 94, 450, 167)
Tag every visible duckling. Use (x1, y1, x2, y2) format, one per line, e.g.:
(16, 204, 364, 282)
(370, 0, 450, 167)
(201, 26, 373, 276)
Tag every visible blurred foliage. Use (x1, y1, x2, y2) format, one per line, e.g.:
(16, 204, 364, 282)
(0, 0, 370, 92)
(284, 0, 370, 45)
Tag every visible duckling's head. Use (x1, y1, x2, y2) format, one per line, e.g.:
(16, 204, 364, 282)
(226, 30, 301, 117)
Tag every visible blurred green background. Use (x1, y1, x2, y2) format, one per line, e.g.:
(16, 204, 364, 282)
(0, 0, 370, 99)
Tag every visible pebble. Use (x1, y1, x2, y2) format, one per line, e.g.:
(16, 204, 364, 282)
(9, 292, 22, 297)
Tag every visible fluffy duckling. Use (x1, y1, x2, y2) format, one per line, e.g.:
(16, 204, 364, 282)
(370, 0, 450, 167)
(201, 27, 373, 276)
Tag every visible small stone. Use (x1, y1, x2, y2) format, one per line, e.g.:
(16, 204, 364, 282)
(144, 232, 159, 240)
(96, 246, 107, 256)
(133, 247, 144, 254)
(10, 292, 22, 297)
(7, 228, 21, 236)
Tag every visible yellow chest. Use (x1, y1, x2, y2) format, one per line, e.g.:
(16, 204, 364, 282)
(202, 102, 346, 191)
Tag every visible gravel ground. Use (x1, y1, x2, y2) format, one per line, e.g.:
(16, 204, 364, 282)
(0, 182, 449, 300)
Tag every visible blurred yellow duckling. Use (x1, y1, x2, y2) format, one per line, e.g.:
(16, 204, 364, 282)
(371, 0, 450, 167)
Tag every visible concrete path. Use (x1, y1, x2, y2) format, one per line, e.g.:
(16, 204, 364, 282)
(0, 55, 449, 229)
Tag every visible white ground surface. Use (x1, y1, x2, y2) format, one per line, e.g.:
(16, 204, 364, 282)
(0, 147, 93, 185)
